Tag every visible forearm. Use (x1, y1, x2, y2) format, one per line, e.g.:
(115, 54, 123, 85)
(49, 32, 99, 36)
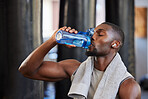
(18, 37, 57, 76)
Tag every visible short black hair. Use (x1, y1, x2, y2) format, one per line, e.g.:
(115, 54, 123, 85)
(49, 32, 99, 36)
(102, 22, 125, 47)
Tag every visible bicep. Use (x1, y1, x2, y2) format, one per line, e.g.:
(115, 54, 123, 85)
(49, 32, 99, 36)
(26, 59, 80, 82)
(26, 61, 69, 82)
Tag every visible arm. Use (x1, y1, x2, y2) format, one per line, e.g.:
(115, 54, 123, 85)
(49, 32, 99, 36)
(118, 78, 141, 99)
(18, 27, 80, 82)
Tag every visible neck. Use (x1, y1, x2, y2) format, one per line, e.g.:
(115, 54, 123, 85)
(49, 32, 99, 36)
(94, 52, 116, 71)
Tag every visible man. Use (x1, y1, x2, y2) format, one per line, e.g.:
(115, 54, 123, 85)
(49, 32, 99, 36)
(19, 22, 141, 99)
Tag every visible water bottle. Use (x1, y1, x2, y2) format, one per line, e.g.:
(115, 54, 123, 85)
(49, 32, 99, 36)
(55, 28, 94, 49)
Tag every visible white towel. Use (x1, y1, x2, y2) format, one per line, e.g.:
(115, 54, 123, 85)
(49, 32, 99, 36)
(68, 53, 133, 99)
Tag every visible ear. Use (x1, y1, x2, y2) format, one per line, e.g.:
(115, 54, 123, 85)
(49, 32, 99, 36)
(111, 40, 121, 48)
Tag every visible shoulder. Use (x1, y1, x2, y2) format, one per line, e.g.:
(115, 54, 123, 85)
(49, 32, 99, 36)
(59, 59, 81, 77)
(118, 78, 141, 99)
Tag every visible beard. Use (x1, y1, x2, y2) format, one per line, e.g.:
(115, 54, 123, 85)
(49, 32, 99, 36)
(85, 45, 110, 57)
(85, 48, 98, 56)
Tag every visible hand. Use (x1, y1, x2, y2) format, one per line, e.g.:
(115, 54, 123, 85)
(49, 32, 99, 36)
(51, 26, 78, 48)
(62, 26, 78, 34)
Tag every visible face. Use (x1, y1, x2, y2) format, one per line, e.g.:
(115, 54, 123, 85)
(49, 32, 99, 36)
(86, 24, 115, 56)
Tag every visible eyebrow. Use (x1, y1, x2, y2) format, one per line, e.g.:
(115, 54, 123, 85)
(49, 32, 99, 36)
(94, 29, 106, 33)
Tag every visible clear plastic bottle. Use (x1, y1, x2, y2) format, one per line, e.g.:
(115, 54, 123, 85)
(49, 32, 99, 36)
(55, 28, 94, 49)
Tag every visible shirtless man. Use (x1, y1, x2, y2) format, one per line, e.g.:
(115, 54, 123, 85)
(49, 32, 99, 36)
(19, 22, 141, 99)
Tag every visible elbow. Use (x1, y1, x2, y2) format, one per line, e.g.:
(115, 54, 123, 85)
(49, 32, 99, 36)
(18, 65, 25, 75)
(18, 63, 32, 77)
(18, 65, 27, 76)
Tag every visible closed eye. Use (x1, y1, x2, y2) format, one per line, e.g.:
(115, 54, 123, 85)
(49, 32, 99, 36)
(95, 29, 106, 36)
(99, 32, 105, 36)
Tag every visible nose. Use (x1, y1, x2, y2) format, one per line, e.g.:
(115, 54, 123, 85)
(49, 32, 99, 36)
(91, 34, 96, 41)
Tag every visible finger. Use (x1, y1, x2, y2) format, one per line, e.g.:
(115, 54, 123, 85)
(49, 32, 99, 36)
(74, 30, 78, 34)
(69, 29, 78, 34)
(70, 45, 76, 47)
(67, 45, 76, 48)
(69, 29, 75, 33)
(65, 27, 71, 32)
(60, 26, 67, 31)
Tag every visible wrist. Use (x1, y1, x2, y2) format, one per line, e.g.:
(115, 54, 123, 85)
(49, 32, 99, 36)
(48, 36, 58, 45)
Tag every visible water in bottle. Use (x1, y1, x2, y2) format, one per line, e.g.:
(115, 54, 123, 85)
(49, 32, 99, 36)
(55, 28, 94, 49)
